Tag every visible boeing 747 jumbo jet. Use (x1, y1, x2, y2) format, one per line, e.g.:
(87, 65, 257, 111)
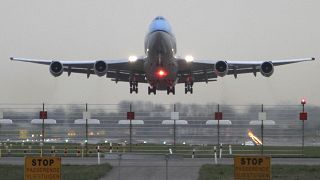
(11, 16, 315, 95)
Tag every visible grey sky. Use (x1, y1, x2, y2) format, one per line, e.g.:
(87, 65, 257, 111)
(0, 0, 319, 105)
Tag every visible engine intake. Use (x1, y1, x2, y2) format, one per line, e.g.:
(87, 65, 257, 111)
(49, 61, 63, 77)
(214, 61, 228, 77)
(94, 60, 108, 77)
(260, 61, 274, 77)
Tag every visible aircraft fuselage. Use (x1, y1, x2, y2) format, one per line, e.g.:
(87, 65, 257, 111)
(144, 17, 178, 90)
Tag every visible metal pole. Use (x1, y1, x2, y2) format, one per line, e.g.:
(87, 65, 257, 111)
(217, 104, 220, 146)
(261, 104, 264, 155)
(42, 103, 45, 143)
(173, 104, 176, 152)
(129, 104, 132, 152)
(85, 103, 88, 156)
(165, 154, 168, 180)
(118, 154, 122, 180)
(302, 103, 305, 154)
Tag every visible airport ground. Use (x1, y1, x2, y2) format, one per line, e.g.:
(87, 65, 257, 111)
(2, 157, 320, 180)
(1, 143, 320, 157)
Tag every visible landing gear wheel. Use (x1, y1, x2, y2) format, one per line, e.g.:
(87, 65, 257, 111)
(148, 86, 156, 95)
(167, 86, 175, 95)
(185, 82, 194, 94)
(129, 81, 138, 94)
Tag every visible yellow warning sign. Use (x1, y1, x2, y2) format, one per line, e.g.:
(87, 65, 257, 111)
(234, 156, 271, 180)
(24, 157, 61, 180)
(19, 129, 28, 139)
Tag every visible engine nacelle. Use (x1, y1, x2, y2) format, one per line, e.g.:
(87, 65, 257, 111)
(49, 61, 63, 77)
(260, 61, 274, 77)
(214, 61, 229, 77)
(94, 60, 108, 77)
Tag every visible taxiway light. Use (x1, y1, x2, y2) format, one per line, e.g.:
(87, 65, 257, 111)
(301, 98, 306, 105)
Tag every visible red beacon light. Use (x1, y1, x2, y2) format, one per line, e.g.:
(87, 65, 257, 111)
(301, 98, 306, 105)
(156, 68, 168, 78)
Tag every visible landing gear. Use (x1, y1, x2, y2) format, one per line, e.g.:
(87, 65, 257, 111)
(167, 86, 175, 95)
(185, 82, 193, 94)
(148, 86, 157, 95)
(130, 81, 138, 94)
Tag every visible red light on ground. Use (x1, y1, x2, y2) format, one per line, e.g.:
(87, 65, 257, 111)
(301, 98, 306, 105)
(156, 69, 168, 78)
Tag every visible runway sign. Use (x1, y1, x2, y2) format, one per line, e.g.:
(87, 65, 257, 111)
(25, 156, 61, 180)
(300, 112, 308, 120)
(234, 156, 271, 180)
(127, 112, 135, 120)
(39, 111, 47, 119)
(215, 112, 223, 120)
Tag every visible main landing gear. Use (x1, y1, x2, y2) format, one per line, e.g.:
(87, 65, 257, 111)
(185, 82, 193, 94)
(167, 86, 175, 95)
(130, 81, 138, 94)
(148, 86, 157, 95)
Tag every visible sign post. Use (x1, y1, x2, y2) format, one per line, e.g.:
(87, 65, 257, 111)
(300, 98, 307, 154)
(234, 156, 271, 180)
(84, 103, 90, 156)
(171, 105, 179, 152)
(215, 104, 223, 146)
(40, 103, 47, 156)
(39, 103, 47, 143)
(25, 156, 61, 180)
(127, 104, 134, 152)
(259, 105, 266, 155)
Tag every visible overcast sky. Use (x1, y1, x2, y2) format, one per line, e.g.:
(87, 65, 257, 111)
(0, 0, 319, 105)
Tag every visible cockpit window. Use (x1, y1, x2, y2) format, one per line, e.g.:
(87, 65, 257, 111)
(149, 16, 172, 35)
(155, 16, 165, 20)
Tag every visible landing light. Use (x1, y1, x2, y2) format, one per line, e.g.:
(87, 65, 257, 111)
(185, 55, 194, 62)
(128, 55, 138, 62)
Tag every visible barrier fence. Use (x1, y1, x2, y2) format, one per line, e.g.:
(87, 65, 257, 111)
(0, 103, 319, 158)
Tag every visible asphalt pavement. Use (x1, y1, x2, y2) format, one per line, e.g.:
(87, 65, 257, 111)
(2, 156, 320, 180)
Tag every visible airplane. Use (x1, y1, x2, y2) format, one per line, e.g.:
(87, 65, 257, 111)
(11, 16, 315, 95)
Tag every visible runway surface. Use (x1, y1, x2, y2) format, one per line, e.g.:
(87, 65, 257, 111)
(2, 156, 320, 180)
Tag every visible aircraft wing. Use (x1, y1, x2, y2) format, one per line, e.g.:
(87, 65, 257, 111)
(176, 57, 315, 83)
(10, 57, 147, 83)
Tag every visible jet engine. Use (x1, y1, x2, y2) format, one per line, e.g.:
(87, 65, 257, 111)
(94, 60, 108, 77)
(260, 61, 274, 77)
(214, 61, 229, 77)
(49, 61, 63, 77)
